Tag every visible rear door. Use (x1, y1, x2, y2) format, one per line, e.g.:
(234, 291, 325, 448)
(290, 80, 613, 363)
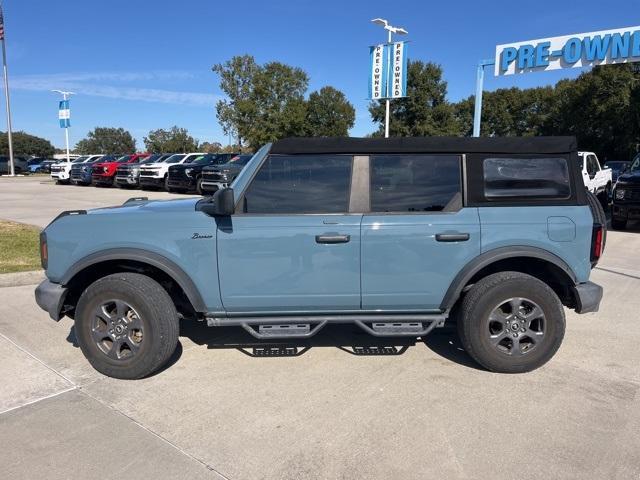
(361, 154, 480, 310)
(217, 154, 362, 313)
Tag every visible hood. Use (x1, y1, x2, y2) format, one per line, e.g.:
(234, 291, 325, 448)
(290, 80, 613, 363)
(140, 162, 166, 168)
(617, 171, 640, 185)
(87, 197, 200, 217)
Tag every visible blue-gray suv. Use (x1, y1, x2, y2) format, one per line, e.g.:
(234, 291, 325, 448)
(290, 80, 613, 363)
(35, 137, 605, 379)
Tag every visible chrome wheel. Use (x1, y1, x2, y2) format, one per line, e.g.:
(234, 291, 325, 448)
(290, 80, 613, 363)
(486, 297, 545, 356)
(91, 299, 144, 361)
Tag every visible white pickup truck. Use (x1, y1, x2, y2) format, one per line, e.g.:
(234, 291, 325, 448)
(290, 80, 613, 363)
(578, 151, 612, 205)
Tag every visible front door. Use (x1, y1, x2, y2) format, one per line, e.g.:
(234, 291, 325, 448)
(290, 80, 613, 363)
(217, 154, 361, 313)
(361, 154, 480, 310)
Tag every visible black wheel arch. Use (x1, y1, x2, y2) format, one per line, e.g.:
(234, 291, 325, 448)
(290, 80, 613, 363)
(60, 248, 208, 316)
(441, 246, 578, 311)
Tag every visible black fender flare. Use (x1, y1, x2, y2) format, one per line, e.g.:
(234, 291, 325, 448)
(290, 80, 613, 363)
(440, 246, 578, 311)
(60, 248, 208, 312)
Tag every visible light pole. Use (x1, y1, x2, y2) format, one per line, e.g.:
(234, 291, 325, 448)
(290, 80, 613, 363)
(371, 18, 408, 138)
(51, 90, 74, 162)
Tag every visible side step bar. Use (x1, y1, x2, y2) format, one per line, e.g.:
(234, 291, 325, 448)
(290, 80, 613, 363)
(205, 314, 447, 340)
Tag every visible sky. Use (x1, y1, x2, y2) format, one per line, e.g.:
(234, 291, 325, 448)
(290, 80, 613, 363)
(1, 0, 637, 150)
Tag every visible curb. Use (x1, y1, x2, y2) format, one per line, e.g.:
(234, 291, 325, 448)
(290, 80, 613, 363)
(0, 270, 45, 288)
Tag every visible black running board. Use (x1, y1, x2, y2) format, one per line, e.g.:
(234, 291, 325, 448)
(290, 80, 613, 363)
(205, 314, 447, 339)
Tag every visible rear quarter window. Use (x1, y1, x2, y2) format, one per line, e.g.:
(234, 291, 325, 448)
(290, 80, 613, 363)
(483, 157, 571, 200)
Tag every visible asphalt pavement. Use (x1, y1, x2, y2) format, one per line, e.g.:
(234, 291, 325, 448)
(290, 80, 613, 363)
(0, 176, 639, 479)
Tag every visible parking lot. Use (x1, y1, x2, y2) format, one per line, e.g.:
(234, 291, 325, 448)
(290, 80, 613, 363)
(1, 176, 640, 479)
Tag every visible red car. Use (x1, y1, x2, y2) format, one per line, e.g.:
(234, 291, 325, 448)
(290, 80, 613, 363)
(92, 153, 151, 186)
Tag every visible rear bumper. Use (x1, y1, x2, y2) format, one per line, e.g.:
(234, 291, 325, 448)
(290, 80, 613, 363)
(572, 281, 603, 314)
(35, 279, 68, 321)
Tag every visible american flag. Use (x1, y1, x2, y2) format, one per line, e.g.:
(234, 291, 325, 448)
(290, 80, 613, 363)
(0, 5, 4, 41)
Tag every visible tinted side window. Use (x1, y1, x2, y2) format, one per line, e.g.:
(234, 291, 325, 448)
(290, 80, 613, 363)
(483, 157, 570, 199)
(243, 154, 352, 214)
(370, 155, 461, 212)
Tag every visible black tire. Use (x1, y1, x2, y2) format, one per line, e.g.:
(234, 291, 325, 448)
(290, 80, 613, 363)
(196, 177, 204, 195)
(74, 272, 179, 379)
(164, 174, 170, 191)
(586, 190, 607, 252)
(611, 217, 627, 230)
(457, 271, 565, 373)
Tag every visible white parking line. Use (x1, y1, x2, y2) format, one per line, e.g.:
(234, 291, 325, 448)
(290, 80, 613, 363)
(0, 386, 77, 415)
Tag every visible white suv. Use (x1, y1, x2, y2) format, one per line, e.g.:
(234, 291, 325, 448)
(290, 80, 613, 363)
(139, 153, 205, 190)
(50, 155, 102, 184)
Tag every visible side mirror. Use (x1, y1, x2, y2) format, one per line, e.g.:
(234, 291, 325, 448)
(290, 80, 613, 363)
(198, 188, 235, 216)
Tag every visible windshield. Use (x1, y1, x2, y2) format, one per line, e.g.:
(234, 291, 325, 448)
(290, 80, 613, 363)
(164, 154, 185, 164)
(140, 154, 161, 164)
(116, 155, 132, 163)
(191, 155, 218, 165)
(631, 154, 640, 172)
(72, 156, 89, 163)
(229, 155, 252, 166)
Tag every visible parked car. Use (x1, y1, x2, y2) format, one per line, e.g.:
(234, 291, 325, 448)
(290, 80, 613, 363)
(71, 155, 116, 185)
(138, 153, 205, 190)
(578, 152, 612, 206)
(611, 153, 640, 229)
(115, 154, 173, 188)
(92, 153, 150, 187)
(35, 137, 606, 379)
(52, 155, 101, 184)
(0, 155, 28, 174)
(200, 154, 253, 195)
(605, 160, 630, 183)
(166, 153, 238, 194)
(28, 157, 57, 173)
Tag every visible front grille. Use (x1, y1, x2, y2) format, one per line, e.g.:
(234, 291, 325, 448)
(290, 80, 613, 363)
(618, 184, 640, 202)
(139, 168, 160, 177)
(202, 170, 225, 182)
(168, 168, 188, 180)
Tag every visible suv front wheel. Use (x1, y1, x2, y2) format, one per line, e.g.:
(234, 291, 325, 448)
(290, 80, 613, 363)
(74, 273, 179, 379)
(457, 271, 565, 373)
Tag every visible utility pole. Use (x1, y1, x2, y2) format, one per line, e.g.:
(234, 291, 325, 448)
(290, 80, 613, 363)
(1, 3, 15, 176)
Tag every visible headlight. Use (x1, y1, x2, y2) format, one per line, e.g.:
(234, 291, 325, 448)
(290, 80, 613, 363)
(184, 168, 194, 177)
(615, 188, 626, 200)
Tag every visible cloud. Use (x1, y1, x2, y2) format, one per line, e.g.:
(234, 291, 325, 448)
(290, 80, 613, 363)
(7, 71, 219, 107)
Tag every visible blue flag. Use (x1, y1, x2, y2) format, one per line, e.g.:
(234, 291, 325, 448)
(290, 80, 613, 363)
(58, 100, 70, 128)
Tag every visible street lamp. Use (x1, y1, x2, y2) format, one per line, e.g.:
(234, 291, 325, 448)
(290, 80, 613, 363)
(51, 90, 75, 162)
(371, 18, 408, 138)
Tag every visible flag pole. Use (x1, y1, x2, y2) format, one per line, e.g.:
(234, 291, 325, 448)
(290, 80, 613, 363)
(1, 3, 14, 176)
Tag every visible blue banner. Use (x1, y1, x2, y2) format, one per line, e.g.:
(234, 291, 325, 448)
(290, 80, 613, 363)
(368, 44, 388, 100)
(390, 41, 409, 98)
(58, 100, 70, 128)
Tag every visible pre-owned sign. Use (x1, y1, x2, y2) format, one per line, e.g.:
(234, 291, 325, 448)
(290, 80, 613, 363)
(495, 25, 640, 76)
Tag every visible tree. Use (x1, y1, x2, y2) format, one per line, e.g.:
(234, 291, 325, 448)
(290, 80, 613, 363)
(305, 86, 355, 136)
(213, 55, 259, 147)
(369, 61, 461, 137)
(543, 64, 640, 160)
(75, 127, 136, 154)
(199, 141, 222, 153)
(455, 86, 555, 137)
(143, 126, 199, 153)
(0, 131, 55, 157)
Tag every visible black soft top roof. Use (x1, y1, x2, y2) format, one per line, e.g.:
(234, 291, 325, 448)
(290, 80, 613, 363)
(271, 136, 577, 155)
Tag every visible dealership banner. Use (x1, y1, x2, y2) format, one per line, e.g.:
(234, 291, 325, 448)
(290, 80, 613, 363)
(496, 25, 640, 76)
(58, 100, 70, 128)
(390, 41, 408, 98)
(369, 43, 388, 100)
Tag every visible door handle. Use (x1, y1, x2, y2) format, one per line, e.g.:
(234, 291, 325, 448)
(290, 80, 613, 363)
(316, 234, 350, 244)
(435, 233, 470, 242)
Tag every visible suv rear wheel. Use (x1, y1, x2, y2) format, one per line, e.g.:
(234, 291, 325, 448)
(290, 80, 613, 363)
(457, 271, 565, 373)
(74, 273, 179, 379)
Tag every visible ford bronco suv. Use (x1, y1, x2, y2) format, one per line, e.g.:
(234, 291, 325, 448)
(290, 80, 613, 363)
(35, 137, 605, 379)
